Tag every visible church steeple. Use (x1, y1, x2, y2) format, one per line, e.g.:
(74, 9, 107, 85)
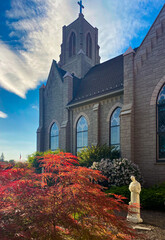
(59, 11, 100, 79)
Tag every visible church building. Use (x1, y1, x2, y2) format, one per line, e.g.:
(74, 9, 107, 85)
(37, 2, 165, 186)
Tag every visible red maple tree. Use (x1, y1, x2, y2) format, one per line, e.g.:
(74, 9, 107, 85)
(0, 153, 141, 240)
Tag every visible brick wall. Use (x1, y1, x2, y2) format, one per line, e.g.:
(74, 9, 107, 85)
(133, 6, 165, 185)
(121, 50, 135, 162)
(70, 94, 123, 155)
(37, 61, 74, 152)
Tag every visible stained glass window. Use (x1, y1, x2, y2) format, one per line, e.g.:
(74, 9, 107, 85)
(77, 116, 88, 153)
(110, 107, 121, 150)
(157, 85, 165, 160)
(69, 32, 76, 57)
(86, 33, 92, 58)
(50, 122, 59, 151)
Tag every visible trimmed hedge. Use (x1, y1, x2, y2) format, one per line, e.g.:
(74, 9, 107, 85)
(140, 183, 165, 210)
(106, 183, 165, 211)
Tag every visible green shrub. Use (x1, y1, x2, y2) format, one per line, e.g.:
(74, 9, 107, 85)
(8, 160, 15, 165)
(78, 144, 120, 167)
(28, 151, 44, 173)
(91, 158, 143, 187)
(140, 182, 165, 210)
(106, 183, 165, 211)
(28, 150, 61, 173)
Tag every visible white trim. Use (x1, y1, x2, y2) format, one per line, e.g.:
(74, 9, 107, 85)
(93, 103, 99, 111)
(120, 110, 131, 115)
(61, 120, 68, 128)
(63, 72, 73, 79)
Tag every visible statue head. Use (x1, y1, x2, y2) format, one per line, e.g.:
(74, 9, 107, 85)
(130, 176, 136, 182)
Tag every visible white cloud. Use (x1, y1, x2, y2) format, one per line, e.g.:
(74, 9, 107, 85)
(0, 111, 8, 118)
(32, 105, 39, 111)
(0, 0, 74, 98)
(0, 0, 164, 97)
(86, 0, 165, 61)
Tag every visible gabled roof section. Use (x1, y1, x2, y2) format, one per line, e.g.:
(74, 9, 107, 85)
(123, 46, 135, 56)
(45, 60, 66, 89)
(44, 59, 81, 97)
(135, 4, 165, 57)
(66, 13, 95, 30)
(68, 54, 124, 105)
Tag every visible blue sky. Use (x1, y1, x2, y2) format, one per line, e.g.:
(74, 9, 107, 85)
(0, 0, 164, 161)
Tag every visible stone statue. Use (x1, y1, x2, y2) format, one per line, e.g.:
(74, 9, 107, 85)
(127, 176, 143, 223)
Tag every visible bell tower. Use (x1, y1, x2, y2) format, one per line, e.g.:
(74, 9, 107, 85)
(59, 1, 100, 78)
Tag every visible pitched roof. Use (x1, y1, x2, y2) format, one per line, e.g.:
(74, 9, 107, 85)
(52, 60, 80, 87)
(69, 54, 124, 105)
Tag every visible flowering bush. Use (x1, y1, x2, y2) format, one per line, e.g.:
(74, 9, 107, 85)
(0, 153, 141, 240)
(91, 158, 143, 187)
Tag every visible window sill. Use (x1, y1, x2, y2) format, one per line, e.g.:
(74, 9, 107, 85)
(154, 162, 165, 165)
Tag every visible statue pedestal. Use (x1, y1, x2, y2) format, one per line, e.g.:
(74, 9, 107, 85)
(127, 203, 143, 224)
(127, 213, 143, 223)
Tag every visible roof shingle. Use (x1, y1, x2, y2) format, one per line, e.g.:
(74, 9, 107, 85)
(69, 54, 124, 105)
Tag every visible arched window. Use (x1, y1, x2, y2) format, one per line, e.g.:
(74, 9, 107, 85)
(77, 116, 88, 152)
(86, 33, 92, 58)
(50, 122, 59, 151)
(110, 107, 121, 150)
(69, 32, 76, 57)
(157, 85, 165, 160)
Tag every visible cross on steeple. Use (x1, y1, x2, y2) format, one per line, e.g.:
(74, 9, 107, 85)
(78, 0, 84, 14)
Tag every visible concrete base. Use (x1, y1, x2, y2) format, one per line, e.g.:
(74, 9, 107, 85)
(127, 214, 143, 224)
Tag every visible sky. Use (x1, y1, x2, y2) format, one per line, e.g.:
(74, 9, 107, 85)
(0, 0, 165, 161)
